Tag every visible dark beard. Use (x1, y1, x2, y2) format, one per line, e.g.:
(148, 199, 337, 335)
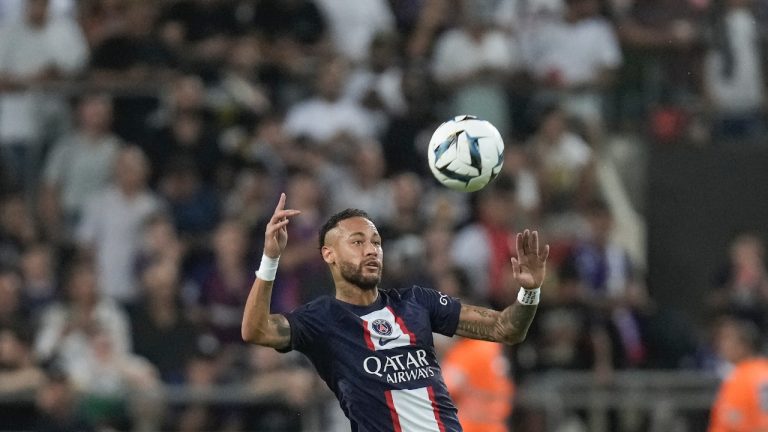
(339, 261, 381, 290)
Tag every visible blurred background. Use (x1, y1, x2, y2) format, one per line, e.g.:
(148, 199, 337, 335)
(0, 0, 767, 431)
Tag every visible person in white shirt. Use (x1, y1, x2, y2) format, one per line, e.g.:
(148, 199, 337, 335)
(76, 146, 163, 305)
(704, 0, 766, 141)
(431, 0, 520, 136)
(40, 93, 122, 234)
(284, 56, 377, 147)
(0, 0, 88, 194)
(314, 0, 395, 64)
(523, 0, 622, 139)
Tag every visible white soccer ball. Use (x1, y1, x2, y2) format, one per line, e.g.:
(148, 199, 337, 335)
(427, 115, 505, 192)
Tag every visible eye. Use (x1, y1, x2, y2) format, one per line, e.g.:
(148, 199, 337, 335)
(353, 240, 364, 245)
(373, 240, 382, 246)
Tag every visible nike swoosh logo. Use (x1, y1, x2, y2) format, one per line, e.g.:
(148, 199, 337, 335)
(378, 336, 398, 346)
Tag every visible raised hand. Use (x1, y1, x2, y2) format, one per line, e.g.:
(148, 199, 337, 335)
(264, 193, 301, 259)
(511, 229, 550, 290)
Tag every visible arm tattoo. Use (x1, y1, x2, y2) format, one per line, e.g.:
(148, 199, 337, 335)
(268, 315, 291, 347)
(456, 305, 501, 342)
(456, 303, 537, 344)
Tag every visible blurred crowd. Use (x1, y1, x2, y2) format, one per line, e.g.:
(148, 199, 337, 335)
(0, 0, 767, 431)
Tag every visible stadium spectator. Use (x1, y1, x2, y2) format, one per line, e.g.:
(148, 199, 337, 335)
(0, 266, 29, 329)
(703, 0, 766, 141)
(527, 103, 596, 237)
(131, 259, 202, 384)
(0, 0, 88, 195)
(283, 56, 378, 146)
(157, 156, 220, 240)
(451, 176, 519, 307)
(148, 110, 223, 186)
(523, 0, 622, 140)
(0, 194, 38, 266)
(34, 369, 92, 432)
(314, 0, 395, 64)
(273, 171, 332, 310)
(251, 0, 328, 51)
(708, 316, 768, 432)
(133, 212, 184, 280)
(0, 324, 46, 430)
(329, 141, 394, 224)
(709, 233, 768, 330)
(562, 199, 648, 367)
(67, 326, 162, 431)
(18, 242, 57, 318)
(431, 0, 519, 136)
(344, 32, 407, 133)
(194, 218, 254, 346)
(241, 345, 316, 431)
(34, 258, 131, 372)
(76, 146, 163, 304)
(223, 161, 277, 235)
(39, 93, 122, 234)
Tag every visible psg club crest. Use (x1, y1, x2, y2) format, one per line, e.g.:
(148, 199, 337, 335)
(371, 319, 393, 336)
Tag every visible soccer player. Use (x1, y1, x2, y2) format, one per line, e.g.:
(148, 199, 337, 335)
(708, 317, 768, 432)
(242, 193, 549, 432)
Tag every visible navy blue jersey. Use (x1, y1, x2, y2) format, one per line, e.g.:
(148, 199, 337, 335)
(281, 285, 463, 432)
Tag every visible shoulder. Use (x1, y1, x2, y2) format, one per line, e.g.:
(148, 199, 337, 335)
(290, 295, 335, 319)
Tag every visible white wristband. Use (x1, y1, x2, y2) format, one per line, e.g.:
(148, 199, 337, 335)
(255, 254, 280, 281)
(517, 287, 541, 305)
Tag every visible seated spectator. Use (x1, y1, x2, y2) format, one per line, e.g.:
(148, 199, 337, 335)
(34, 259, 132, 372)
(133, 212, 184, 280)
(39, 93, 122, 235)
(76, 146, 164, 305)
(192, 219, 253, 346)
(0, 324, 44, 394)
(0, 266, 29, 329)
(704, 0, 766, 142)
(562, 200, 648, 367)
(157, 156, 220, 241)
(241, 345, 316, 432)
(0, 324, 45, 431)
(67, 327, 162, 431)
(329, 141, 394, 224)
(0, 193, 39, 267)
(34, 369, 92, 432)
(19, 243, 58, 319)
(283, 56, 378, 149)
(131, 259, 202, 384)
(709, 233, 768, 329)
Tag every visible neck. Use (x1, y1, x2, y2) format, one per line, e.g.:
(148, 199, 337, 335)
(335, 282, 379, 306)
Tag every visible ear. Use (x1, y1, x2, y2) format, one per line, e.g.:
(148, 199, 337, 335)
(321, 245, 335, 264)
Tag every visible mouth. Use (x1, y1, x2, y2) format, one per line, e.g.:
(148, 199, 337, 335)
(363, 261, 381, 271)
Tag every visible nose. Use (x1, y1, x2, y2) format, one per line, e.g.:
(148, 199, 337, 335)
(364, 241, 379, 257)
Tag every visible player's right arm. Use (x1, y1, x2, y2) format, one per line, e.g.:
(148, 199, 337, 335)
(241, 193, 300, 349)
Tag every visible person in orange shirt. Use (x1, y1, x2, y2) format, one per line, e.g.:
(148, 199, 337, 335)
(709, 316, 768, 432)
(442, 337, 514, 432)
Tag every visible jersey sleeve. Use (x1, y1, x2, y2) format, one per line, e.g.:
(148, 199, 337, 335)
(278, 299, 326, 354)
(410, 285, 462, 337)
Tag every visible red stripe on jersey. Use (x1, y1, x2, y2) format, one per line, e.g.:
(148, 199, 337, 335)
(384, 390, 403, 432)
(387, 306, 416, 344)
(427, 386, 446, 432)
(361, 320, 375, 351)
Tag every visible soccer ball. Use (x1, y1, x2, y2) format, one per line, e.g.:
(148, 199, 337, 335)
(427, 115, 504, 192)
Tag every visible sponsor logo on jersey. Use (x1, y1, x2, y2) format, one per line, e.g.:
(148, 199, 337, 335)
(363, 349, 437, 384)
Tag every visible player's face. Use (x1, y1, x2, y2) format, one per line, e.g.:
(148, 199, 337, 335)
(332, 217, 383, 290)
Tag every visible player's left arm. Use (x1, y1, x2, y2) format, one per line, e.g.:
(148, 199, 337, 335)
(455, 229, 549, 345)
